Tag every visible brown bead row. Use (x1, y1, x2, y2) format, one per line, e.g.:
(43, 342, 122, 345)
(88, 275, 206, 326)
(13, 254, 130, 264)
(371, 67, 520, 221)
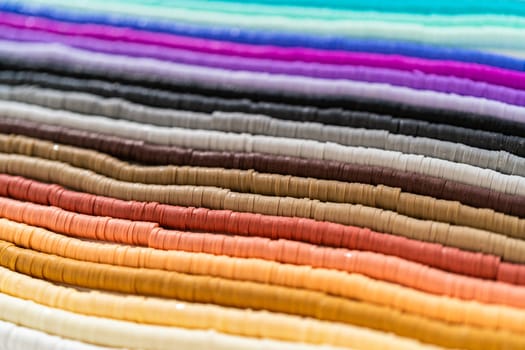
(2, 134, 525, 239)
(1, 152, 525, 263)
(3, 117, 525, 217)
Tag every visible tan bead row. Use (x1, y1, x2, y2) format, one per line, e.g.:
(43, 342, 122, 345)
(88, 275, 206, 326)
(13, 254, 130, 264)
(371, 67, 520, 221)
(2, 99, 525, 197)
(2, 134, 525, 240)
(1, 152, 525, 263)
